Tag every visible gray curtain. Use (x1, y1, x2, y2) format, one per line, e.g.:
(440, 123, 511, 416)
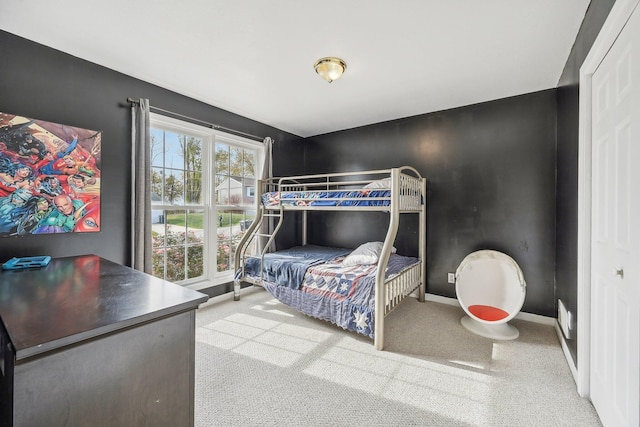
(262, 137, 273, 180)
(131, 99, 152, 273)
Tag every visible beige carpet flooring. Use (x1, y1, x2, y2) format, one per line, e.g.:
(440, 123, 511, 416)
(195, 287, 601, 426)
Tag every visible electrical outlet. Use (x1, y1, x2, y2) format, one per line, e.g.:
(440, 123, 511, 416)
(447, 273, 455, 284)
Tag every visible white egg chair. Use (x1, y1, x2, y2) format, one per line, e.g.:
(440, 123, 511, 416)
(455, 250, 526, 340)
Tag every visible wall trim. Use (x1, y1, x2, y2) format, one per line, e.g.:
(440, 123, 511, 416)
(425, 293, 555, 326)
(206, 288, 557, 326)
(555, 321, 579, 385)
(577, 0, 640, 398)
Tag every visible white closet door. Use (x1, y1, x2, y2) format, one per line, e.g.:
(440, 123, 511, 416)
(590, 5, 640, 427)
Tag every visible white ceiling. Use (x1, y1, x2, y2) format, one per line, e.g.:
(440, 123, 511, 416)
(0, 0, 590, 138)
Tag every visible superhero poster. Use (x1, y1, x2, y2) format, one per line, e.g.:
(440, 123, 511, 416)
(0, 113, 101, 236)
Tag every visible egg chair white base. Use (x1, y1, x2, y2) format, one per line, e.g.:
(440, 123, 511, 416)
(455, 250, 526, 341)
(460, 315, 520, 340)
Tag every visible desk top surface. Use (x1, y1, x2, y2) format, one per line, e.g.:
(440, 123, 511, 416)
(0, 255, 208, 361)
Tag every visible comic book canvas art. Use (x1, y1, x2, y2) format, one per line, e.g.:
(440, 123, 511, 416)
(0, 113, 101, 236)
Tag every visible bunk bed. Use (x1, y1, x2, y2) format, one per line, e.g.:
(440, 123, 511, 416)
(233, 166, 426, 350)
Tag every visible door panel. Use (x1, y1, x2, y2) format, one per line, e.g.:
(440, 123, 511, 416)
(590, 5, 640, 427)
(614, 121, 630, 249)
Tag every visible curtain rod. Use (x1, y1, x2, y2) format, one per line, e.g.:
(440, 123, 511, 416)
(126, 97, 267, 142)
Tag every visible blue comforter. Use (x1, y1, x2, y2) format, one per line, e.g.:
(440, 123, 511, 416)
(237, 245, 351, 290)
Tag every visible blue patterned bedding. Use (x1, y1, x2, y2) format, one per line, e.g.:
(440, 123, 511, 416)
(236, 245, 350, 290)
(239, 247, 419, 339)
(262, 190, 391, 207)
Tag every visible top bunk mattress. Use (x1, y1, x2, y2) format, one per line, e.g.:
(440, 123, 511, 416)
(261, 189, 391, 208)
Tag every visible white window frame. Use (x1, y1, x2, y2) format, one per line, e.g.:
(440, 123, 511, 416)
(149, 113, 263, 290)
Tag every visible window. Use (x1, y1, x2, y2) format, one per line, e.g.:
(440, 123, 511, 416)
(149, 113, 262, 288)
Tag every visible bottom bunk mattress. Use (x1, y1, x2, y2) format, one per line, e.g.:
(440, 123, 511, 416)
(236, 245, 419, 339)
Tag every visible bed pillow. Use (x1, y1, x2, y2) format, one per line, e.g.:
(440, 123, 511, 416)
(342, 241, 396, 266)
(364, 177, 391, 189)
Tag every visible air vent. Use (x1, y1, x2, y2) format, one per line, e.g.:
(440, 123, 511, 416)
(558, 299, 572, 339)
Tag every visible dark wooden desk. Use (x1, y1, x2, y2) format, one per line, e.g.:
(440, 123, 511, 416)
(0, 255, 208, 427)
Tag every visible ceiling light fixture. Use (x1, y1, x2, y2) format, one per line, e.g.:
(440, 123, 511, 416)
(314, 57, 347, 83)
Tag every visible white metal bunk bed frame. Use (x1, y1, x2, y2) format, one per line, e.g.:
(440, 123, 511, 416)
(233, 166, 427, 350)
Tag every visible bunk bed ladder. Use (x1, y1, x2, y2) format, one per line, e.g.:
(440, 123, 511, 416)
(257, 209, 283, 252)
(234, 206, 284, 300)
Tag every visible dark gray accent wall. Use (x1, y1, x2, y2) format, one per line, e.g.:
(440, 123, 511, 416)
(556, 0, 615, 365)
(0, 30, 303, 266)
(303, 91, 558, 317)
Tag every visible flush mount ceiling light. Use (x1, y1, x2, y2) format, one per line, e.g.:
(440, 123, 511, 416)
(314, 57, 347, 83)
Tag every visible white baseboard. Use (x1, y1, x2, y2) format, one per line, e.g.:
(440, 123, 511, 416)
(198, 286, 262, 308)
(424, 292, 460, 307)
(555, 321, 579, 385)
(207, 289, 557, 327)
(424, 293, 556, 326)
